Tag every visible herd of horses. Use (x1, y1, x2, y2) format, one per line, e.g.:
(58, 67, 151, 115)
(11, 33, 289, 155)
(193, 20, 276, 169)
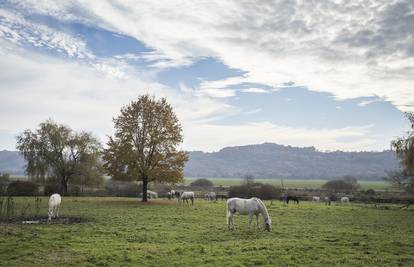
(46, 191, 352, 231)
(284, 195, 350, 205)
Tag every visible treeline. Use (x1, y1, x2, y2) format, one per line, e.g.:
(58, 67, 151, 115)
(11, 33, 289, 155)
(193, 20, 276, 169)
(10, 95, 188, 201)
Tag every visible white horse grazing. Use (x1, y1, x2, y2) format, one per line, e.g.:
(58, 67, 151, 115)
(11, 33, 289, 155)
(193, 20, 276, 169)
(205, 192, 216, 201)
(312, 196, 320, 202)
(341, 197, 350, 203)
(227, 197, 272, 231)
(48, 193, 61, 221)
(147, 190, 158, 199)
(179, 191, 195, 205)
(170, 190, 176, 199)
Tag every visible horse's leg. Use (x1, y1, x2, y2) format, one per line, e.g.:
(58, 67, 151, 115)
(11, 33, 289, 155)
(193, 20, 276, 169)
(248, 214, 253, 229)
(191, 197, 194, 206)
(256, 214, 259, 228)
(48, 206, 52, 221)
(56, 205, 59, 218)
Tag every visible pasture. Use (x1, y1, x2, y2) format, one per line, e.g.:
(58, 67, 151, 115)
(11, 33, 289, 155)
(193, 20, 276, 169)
(184, 178, 390, 190)
(1, 197, 413, 266)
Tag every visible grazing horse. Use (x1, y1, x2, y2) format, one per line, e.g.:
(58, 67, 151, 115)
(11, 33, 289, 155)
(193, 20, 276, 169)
(324, 196, 331, 206)
(340, 197, 350, 203)
(146, 190, 158, 199)
(226, 197, 272, 231)
(179, 191, 195, 205)
(285, 196, 299, 204)
(205, 192, 216, 201)
(170, 190, 176, 199)
(48, 193, 61, 222)
(312, 196, 320, 202)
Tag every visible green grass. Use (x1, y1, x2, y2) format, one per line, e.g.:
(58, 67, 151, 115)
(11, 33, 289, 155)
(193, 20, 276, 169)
(1, 197, 413, 266)
(184, 178, 390, 190)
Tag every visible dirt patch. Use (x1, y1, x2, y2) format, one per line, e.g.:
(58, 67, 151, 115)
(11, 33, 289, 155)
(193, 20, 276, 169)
(1, 216, 89, 225)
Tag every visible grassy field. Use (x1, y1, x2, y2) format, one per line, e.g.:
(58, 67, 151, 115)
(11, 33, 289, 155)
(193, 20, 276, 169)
(184, 178, 390, 190)
(1, 197, 413, 266)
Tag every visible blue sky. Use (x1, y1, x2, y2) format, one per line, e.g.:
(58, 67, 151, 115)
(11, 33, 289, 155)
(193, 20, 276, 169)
(0, 1, 413, 152)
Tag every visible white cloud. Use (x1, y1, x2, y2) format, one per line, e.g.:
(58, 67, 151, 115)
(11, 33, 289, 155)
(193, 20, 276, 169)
(358, 98, 383, 107)
(245, 108, 262, 115)
(1, 1, 411, 152)
(240, 88, 269, 94)
(0, 44, 384, 152)
(8, 0, 413, 110)
(0, 46, 235, 149)
(0, 8, 93, 59)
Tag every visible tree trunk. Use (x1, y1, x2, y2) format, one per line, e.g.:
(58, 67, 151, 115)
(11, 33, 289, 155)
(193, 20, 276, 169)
(61, 179, 68, 196)
(142, 176, 148, 202)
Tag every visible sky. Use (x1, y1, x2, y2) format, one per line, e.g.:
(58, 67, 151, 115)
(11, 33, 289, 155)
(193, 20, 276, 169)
(0, 0, 413, 152)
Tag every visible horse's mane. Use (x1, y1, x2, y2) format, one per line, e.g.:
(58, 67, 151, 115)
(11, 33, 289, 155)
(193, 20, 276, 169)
(253, 198, 270, 219)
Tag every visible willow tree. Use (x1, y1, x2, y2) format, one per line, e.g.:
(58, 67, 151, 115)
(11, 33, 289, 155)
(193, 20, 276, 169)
(16, 119, 102, 195)
(103, 95, 188, 202)
(390, 112, 414, 193)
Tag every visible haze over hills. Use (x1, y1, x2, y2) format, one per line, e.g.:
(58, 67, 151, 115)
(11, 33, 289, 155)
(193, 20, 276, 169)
(185, 143, 400, 180)
(0, 150, 26, 175)
(1, 143, 400, 180)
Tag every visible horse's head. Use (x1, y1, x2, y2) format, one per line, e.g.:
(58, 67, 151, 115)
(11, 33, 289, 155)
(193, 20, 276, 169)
(264, 217, 272, 232)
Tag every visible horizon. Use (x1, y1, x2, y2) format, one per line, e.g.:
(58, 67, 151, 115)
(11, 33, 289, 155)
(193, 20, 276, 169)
(1, 1, 413, 152)
(0, 141, 396, 154)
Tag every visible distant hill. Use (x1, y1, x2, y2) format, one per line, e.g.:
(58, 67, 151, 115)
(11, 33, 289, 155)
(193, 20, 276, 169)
(184, 143, 400, 180)
(0, 143, 400, 180)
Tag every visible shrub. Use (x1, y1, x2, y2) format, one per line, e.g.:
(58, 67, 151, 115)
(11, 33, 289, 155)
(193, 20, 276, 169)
(68, 185, 81, 196)
(105, 180, 139, 197)
(7, 181, 38, 196)
(0, 172, 10, 182)
(365, 189, 376, 195)
(228, 183, 281, 200)
(190, 178, 214, 187)
(0, 172, 10, 195)
(322, 177, 360, 193)
(44, 183, 61, 196)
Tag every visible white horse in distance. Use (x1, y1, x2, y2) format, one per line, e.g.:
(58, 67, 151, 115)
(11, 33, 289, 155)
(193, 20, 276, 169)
(340, 197, 350, 203)
(147, 190, 158, 199)
(205, 192, 216, 201)
(48, 193, 61, 222)
(227, 197, 272, 231)
(179, 191, 195, 205)
(312, 196, 320, 202)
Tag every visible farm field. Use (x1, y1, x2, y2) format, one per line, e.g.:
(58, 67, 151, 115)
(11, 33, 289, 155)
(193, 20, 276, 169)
(1, 197, 413, 266)
(184, 178, 390, 190)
